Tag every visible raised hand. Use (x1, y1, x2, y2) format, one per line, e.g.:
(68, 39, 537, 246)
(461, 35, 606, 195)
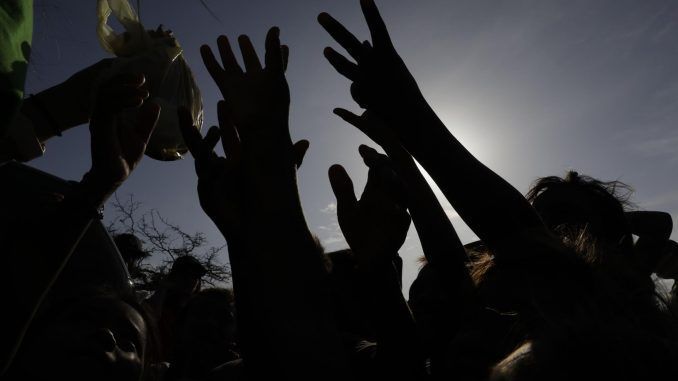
(329, 149, 410, 272)
(200, 28, 291, 145)
(318, 0, 425, 131)
(180, 100, 309, 236)
(333, 108, 477, 314)
(179, 102, 243, 237)
(84, 73, 159, 206)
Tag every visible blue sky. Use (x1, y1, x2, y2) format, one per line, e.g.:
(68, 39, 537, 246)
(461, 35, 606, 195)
(27, 0, 678, 294)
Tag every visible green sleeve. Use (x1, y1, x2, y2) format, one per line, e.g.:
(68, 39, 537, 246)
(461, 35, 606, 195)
(0, 0, 33, 134)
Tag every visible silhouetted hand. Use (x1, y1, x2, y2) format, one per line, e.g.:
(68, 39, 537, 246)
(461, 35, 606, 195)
(201, 27, 292, 147)
(179, 102, 244, 236)
(318, 0, 425, 133)
(83, 73, 159, 206)
(180, 102, 309, 237)
(329, 147, 410, 272)
(333, 108, 400, 151)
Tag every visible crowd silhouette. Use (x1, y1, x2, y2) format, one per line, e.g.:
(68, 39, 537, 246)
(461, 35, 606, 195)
(2, 1, 678, 380)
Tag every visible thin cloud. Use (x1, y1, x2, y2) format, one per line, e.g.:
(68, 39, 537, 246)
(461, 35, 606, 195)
(321, 203, 337, 214)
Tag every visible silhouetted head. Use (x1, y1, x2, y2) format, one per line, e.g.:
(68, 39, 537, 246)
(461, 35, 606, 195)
(171, 288, 238, 378)
(527, 171, 633, 249)
(164, 256, 207, 301)
(114, 233, 149, 270)
(11, 288, 156, 381)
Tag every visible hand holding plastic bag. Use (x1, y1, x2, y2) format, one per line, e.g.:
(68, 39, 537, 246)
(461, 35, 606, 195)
(96, 0, 203, 161)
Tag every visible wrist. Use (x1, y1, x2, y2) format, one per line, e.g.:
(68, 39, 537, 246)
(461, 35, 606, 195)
(63, 180, 106, 220)
(78, 170, 120, 208)
(22, 94, 64, 142)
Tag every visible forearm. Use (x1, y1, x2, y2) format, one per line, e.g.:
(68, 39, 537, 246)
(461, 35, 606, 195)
(358, 263, 425, 378)
(21, 84, 86, 142)
(626, 211, 673, 240)
(384, 103, 543, 252)
(385, 143, 471, 277)
(221, 165, 349, 379)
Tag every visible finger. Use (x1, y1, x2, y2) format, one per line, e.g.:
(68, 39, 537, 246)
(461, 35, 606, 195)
(95, 77, 149, 115)
(323, 47, 360, 81)
(111, 86, 150, 109)
(333, 108, 362, 128)
(329, 164, 358, 209)
(264, 27, 283, 73)
(360, 0, 394, 49)
(110, 72, 146, 87)
(238, 35, 262, 73)
(204, 126, 221, 153)
(358, 144, 378, 167)
(193, 126, 220, 171)
(317, 13, 364, 61)
(281, 44, 289, 72)
(217, 35, 244, 75)
(200, 44, 225, 82)
(217, 100, 241, 163)
(134, 102, 161, 144)
(334, 108, 390, 149)
(178, 107, 203, 157)
(293, 139, 310, 168)
(358, 144, 387, 168)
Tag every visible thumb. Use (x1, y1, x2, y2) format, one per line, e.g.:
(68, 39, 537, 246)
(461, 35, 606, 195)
(178, 107, 202, 158)
(333, 108, 362, 129)
(293, 139, 310, 168)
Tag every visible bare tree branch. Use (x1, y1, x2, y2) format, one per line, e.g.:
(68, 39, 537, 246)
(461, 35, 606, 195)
(106, 193, 231, 290)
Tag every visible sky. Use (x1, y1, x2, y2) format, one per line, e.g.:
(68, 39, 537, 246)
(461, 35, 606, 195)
(26, 0, 678, 295)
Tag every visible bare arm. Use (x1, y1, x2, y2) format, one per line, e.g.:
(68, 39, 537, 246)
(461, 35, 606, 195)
(319, 0, 545, 257)
(1, 74, 158, 374)
(335, 110, 474, 292)
(626, 211, 673, 240)
(187, 29, 348, 379)
(329, 162, 424, 378)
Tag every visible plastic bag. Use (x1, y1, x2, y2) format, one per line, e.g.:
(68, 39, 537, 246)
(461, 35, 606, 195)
(96, 0, 203, 161)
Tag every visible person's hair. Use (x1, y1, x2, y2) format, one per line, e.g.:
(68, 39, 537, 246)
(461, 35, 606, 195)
(526, 171, 634, 210)
(169, 255, 207, 280)
(527, 171, 634, 248)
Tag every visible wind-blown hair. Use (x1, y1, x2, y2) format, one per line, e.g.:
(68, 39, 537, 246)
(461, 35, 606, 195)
(527, 171, 634, 248)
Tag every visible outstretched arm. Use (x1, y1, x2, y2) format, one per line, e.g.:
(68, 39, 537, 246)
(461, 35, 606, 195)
(319, 0, 545, 256)
(329, 161, 424, 378)
(335, 110, 474, 293)
(191, 28, 347, 379)
(1, 74, 158, 374)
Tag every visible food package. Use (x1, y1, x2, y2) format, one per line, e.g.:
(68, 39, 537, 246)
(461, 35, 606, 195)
(97, 0, 203, 161)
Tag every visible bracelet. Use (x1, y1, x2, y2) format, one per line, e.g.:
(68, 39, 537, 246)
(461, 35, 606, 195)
(29, 93, 62, 137)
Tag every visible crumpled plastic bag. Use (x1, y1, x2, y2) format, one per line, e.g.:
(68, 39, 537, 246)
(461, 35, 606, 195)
(96, 0, 203, 161)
